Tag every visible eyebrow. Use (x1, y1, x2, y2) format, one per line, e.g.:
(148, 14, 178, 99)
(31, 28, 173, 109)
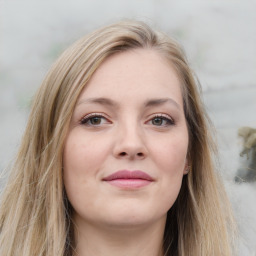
(77, 97, 118, 107)
(144, 98, 181, 110)
(77, 97, 181, 110)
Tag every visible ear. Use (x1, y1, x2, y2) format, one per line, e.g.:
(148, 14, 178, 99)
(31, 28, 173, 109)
(183, 160, 190, 175)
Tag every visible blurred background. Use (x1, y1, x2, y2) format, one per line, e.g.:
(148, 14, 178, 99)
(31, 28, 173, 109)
(0, 0, 255, 254)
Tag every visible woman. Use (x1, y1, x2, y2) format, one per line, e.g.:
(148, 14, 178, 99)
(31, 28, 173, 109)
(0, 20, 235, 255)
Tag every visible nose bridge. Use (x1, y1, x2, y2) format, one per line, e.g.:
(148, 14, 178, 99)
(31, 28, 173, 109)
(113, 116, 147, 159)
(120, 117, 144, 145)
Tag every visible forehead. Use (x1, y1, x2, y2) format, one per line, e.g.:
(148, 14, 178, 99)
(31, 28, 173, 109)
(78, 48, 183, 106)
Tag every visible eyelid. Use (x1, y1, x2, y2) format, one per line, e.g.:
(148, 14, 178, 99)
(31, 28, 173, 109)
(146, 113, 175, 126)
(78, 112, 175, 126)
(79, 113, 111, 125)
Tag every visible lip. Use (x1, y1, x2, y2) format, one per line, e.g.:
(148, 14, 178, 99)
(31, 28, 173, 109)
(102, 170, 154, 189)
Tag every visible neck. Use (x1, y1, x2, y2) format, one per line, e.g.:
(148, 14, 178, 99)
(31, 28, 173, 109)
(73, 215, 166, 256)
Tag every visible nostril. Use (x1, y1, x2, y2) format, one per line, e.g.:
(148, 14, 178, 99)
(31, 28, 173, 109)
(117, 151, 145, 158)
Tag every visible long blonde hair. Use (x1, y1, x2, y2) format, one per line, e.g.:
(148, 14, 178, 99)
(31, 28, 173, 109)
(0, 20, 235, 255)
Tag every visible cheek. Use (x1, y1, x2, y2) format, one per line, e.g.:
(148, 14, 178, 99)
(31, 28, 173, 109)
(62, 132, 104, 194)
(151, 134, 188, 173)
(62, 131, 111, 214)
(149, 133, 188, 211)
(63, 131, 110, 175)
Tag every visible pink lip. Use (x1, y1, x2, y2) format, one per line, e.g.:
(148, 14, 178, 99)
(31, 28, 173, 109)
(102, 170, 154, 189)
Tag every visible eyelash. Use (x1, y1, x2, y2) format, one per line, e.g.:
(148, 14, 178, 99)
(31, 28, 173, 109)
(80, 113, 110, 126)
(79, 113, 175, 127)
(148, 114, 175, 126)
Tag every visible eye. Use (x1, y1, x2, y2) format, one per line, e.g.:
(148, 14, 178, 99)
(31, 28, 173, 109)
(80, 114, 110, 126)
(148, 115, 175, 127)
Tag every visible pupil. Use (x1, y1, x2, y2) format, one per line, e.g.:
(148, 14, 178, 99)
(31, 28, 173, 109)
(153, 117, 162, 125)
(91, 117, 101, 125)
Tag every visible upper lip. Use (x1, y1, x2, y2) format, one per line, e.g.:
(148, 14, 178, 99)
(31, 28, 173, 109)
(102, 170, 154, 181)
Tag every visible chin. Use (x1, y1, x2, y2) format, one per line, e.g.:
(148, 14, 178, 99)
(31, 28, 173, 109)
(99, 206, 167, 229)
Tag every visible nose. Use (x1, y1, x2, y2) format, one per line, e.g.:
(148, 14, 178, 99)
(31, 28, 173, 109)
(113, 124, 148, 160)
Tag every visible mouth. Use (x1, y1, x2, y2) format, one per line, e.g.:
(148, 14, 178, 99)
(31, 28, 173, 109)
(102, 170, 154, 189)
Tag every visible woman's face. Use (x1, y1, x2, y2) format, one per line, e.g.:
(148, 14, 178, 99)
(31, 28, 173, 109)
(63, 49, 189, 229)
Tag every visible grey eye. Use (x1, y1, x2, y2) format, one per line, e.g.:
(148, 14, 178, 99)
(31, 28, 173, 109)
(152, 117, 164, 126)
(80, 115, 108, 126)
(89, 117, 102, 125)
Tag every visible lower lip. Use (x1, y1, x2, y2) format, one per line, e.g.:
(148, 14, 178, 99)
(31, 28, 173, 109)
(104, 179, 152, 189)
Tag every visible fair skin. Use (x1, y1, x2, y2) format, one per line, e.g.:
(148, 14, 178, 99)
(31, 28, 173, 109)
(63, 48, 189, 256)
